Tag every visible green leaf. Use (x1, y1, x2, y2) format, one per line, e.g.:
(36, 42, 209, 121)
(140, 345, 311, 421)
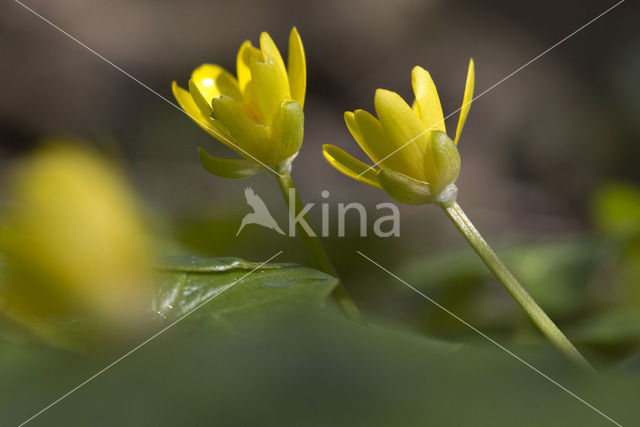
(198, 147, 263, 179)
(151, 256, 338, 322)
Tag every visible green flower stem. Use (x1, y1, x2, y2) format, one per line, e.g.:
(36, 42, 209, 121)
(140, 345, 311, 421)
(439, 200, 593, 370)
(276, 170, 361, 321)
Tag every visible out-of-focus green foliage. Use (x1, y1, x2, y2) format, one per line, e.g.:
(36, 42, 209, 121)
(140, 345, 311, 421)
(592, 182, 640, 242)
(398, 240, 599, 336)
(1, 312, 638, 426)
(592, 183, 640, 305)
(403, 240, 599, 315)
(570, 308, 640, 345)
(569, 183, 640, 351)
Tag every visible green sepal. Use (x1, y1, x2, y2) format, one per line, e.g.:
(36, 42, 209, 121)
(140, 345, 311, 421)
(429, 130, 460, 194)
(378, 168, 432, 205)
(198, 147, 264, 179)
(271, 99, 304, 164)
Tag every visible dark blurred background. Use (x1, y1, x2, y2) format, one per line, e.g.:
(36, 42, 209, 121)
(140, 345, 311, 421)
(1, 0, 639, 354)
(2, 0, 638, 206)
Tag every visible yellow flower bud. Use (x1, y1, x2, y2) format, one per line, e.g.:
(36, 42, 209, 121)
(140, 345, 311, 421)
(172, 28, 306, 176)
(323, 59, 474, 204)
(1, 142, 153, 346)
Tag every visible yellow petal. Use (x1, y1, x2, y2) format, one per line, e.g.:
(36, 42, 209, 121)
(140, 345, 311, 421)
(270, 100, 304, 165)
(173, 81, 204, 119)
(250, 59, 290, 125)
(191, 65, 223, 102)
(454, 58, 475, 145)
(287, 27, 306, 107)
(236, 41, 261, 93)
(411, 100, 420, 117)
(322, 144, 381, 189)
(351, 109, 392, 164)
(260, 32, 288, 79)
(211, 96, 270, 161)
(411, 66, 446, 134)
(188, 79, 213, 116)
(245, 33, 291, 125)
(172, 81, 232, 144)
(344, 111, 366, 152)
(373, 89, 430, 180)
(191, 64, 242, 105)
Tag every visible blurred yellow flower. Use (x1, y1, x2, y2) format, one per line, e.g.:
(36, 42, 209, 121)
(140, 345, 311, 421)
(172, 27, 306, 177)
(323, 59, 474, 204)
(1, 142, 152, 345)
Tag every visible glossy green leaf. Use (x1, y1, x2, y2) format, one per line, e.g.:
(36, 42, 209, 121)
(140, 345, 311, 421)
(151, 256, 338, 322)
(198, 147, 263, 179)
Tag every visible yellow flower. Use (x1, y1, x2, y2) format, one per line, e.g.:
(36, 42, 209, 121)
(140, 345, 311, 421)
(1, 142, 153, 346)
(172, 28, 306, 177)
(323, 59, 474, 204)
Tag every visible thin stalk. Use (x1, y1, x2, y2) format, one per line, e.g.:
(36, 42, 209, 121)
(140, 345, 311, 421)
(276, 170, 361, 321)
(440, 200, 592, 370)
